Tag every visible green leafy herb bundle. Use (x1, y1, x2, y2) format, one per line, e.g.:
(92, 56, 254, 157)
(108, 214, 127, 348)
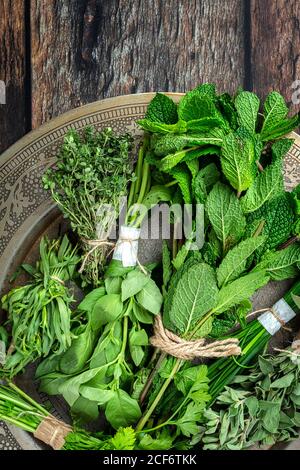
(0, 382, 137, 450)
(43, 127, 134, 286)
(201, 343, 300, 450)
(36, 264, 163, 429)
(0, 236, 80, 378)
(131, 86, 300, 443)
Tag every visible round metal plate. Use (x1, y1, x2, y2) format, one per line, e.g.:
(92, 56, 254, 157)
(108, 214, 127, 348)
(0, 93, 300, 450)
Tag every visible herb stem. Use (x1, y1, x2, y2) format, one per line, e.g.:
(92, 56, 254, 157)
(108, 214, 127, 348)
(136, 358, 183, 432)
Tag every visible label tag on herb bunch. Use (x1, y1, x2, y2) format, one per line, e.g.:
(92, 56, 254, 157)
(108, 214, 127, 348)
(112, 225, 141, 267)
(0, 340, 6, 365)
(258, 299, 296, 335)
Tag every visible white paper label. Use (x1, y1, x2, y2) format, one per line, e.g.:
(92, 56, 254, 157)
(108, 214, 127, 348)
(0, 340, 6, 365)
(112, 225, 141, 267)
(258, 298, 296, 335)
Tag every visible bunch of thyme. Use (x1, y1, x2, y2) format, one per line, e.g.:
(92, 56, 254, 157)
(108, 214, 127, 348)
(43, 127, 134, 286)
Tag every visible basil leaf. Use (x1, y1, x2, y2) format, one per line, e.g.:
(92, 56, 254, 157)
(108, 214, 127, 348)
(77, 286, 106, 312)
(59, 325, 97, 375)
(79, 385, 114, 405)
(136, 278, 163, 315)
(71, 396, 99, 424)
(129, 328, 148, 366)
(165, 263, 218, 334)
(104, 277, 122, 294)
(105, 390, 142, 430)
(132, 301, 153, 324)
(90, 294, 123, 330)
(121, 270, 150, 301)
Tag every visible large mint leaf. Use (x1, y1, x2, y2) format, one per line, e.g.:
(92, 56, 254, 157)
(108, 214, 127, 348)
(137, 119, 186, 134)
(206, 182, 246, 252)
(261, 92, 288, 136)
(154, 132, 223, 157)
(235, 91, 260, 133)
(241, 160, 284, 213)
(271, 138, 294, 163)
(159, 146, 219, 172)
(221, 130, 256, 192)
(217, 93, 238, 130)
(217, 236, 265, 287)
(259, 92, 299, 141)
(253, 244, 300, 280)
(169, 164, 192, 204)
(145, 93, 178, 124)
(214, 271, 269, 314)
(166, 263, 218, 334)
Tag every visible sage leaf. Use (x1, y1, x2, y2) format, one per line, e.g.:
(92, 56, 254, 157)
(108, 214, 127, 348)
(206, 182, 246, 252)
(217, 236, 265, 287)
(235, 91, 260, 133)
(245, 396, 259, 417)
(105, 390, 142, 430)
(270, 373, 295, 389)
(214, 271, 269, 314)
(166, 263, 218, 334)
(258, 356, 274, 375)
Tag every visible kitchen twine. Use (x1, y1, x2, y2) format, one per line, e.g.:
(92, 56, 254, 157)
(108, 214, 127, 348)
(79, 238, 148, 275)
(33, 415, 72, 450)
(150, 315, 241, 359)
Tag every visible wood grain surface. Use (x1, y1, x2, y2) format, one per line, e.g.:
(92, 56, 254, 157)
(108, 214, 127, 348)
(0, 0, 27, 154)
(30, 0, 245, 128)
(1, 0, 300, 151)
(251, 0, 300, 110)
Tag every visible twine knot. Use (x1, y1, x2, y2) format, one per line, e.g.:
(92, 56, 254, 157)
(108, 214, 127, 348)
(79, 238, 115, 273)
(34, 415, 72, 450)
(150, 315, 241, 360)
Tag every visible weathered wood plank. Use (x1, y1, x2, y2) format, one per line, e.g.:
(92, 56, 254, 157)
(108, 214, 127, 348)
(251, 0, 300, 110)
(30, 0, 245, 128)
(0, 0, 27, 153)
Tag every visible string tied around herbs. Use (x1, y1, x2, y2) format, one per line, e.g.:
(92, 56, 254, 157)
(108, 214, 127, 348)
(33, 414, 72, 450)
(79, 237, 148, 275)
(150, 315, 242, 360)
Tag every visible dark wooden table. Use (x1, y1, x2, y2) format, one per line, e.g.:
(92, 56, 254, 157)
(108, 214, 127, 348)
(1, 0, 300, 154)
